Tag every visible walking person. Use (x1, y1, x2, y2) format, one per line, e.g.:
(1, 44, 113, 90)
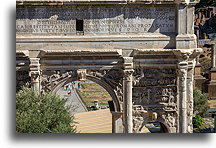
(78, 82, 81, 89)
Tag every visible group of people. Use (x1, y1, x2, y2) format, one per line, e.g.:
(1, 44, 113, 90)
(64, 82, 81, 96)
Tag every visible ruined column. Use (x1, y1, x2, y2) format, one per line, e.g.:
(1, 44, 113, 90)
(29, 58, 41, 93)
(208, 43, 216, 99)
(211, 43, 215, 69)
(123, 57, 134, 133)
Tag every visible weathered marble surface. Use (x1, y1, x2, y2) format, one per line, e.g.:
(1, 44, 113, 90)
(16, 0, 201, 133)
(16, 6, 175, 35)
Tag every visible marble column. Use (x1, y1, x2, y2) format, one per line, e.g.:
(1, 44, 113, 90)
(175, 51, 190, 133)
(123, 57, 134, 133)
(29, 58, 41, 93)
(208, 43, 216, 99)
(178, 64, 188, 133)
(187, 59, 196, 133)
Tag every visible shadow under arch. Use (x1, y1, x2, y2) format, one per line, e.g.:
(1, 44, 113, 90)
(154, 120, 171, 133)
(156, 118, 173, 133)
(142, 121, 171, 133)
(50, 74, 121, 112)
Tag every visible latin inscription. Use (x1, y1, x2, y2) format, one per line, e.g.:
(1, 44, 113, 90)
(16, 6, 175, 35)
(16, 16, 76, 34)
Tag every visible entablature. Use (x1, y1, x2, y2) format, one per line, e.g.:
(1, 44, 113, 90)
(16, 0, 199, 5)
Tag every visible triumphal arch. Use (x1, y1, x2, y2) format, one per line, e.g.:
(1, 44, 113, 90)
(16, 0, 202, 133)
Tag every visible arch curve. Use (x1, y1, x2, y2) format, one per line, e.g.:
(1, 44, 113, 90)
(51, 74, 121, 112)
(155, 118, 173, 133)
(140, 121, 171, 133)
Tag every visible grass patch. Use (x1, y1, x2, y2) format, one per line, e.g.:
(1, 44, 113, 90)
(77, 82, 112, 108)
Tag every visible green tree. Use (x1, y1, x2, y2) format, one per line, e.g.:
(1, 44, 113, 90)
(16, 87, 76, 133)
(193, 114, 205, 129)
(193, 88, 209, 117)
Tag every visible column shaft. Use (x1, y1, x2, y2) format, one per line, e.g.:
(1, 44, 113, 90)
(123, 72, 133, 133)
(211, 44, 215, 68)
(178, 64, 188, 133)
(187, 60, 195, 133)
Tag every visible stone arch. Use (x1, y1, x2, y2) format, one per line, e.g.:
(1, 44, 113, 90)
(140, 121, 170, 133)
(50, 74, 121, 112)
(156, 117, 175, 133)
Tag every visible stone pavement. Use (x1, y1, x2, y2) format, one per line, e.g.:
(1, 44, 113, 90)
(56, 85, 87, 114)
(74, 109, 112, 133)
(74, 109, 150, 133)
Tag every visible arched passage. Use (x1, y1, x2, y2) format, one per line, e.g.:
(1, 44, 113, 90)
(143, 122, 170, 133)
(49, 74, 123, 133)
(51, 74, 121, 112)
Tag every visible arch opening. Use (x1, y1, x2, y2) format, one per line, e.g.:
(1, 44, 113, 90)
(144, 122, 169, 133)
(52, 75, 121, 112)
(51, 75, 122, 133)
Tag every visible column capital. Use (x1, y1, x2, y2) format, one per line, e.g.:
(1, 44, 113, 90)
(173, 49, 192, 61)
(123, 69, 134, 81)
(29, 57, 41, 92)
(29, 58, 40, 76)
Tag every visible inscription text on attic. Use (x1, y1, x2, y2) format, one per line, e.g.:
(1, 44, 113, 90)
(16, 6, 175, 35)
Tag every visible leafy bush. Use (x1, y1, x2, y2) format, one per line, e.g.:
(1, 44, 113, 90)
(193, 89, 209, 117)
(193, 114, 205, 129)
(16, 87, 76, 133)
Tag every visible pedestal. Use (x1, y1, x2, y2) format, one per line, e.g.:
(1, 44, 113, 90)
(112, 112, 123, 133)
(194, 64, 206, 90)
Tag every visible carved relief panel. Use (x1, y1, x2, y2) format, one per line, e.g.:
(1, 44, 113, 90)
(132, 68, 178, 132)
(133, 68, 177, 109)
